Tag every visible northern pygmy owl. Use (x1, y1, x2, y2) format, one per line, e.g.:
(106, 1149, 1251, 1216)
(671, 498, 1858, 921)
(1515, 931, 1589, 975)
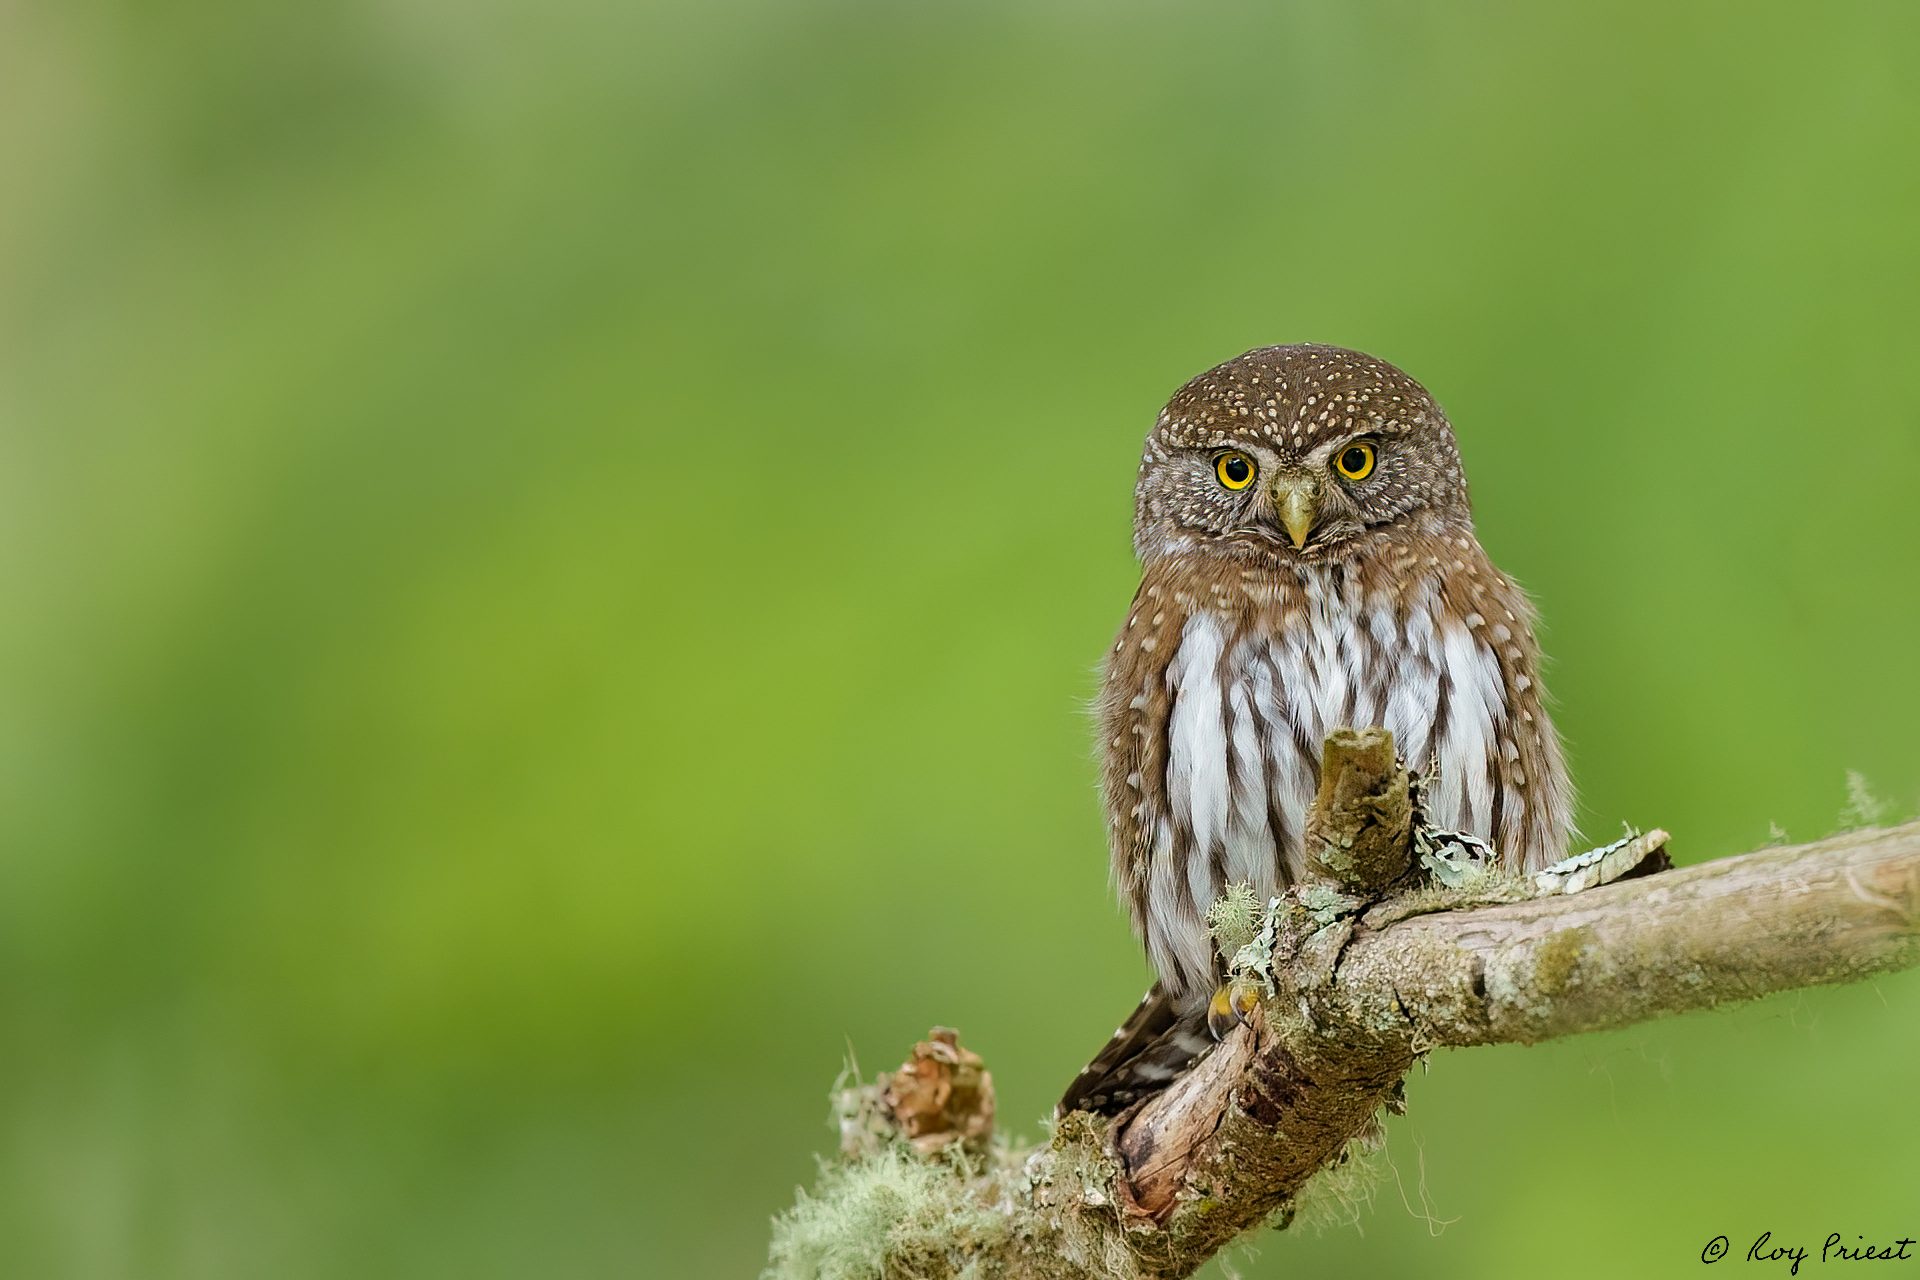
(1060, 344, 1573, 1115)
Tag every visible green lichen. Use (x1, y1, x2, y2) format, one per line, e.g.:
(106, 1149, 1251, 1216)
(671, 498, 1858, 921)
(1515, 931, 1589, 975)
(1289, 1130, 1388, 1235)
(1842, 771, 1889, 829)
(1532, 925, 1591, 998)
(764, 1146, 1008, 1280)
(1208, 881, 1262, 958)
(1298, 883, 1352, 926)
(1366, 868, 1530, 927)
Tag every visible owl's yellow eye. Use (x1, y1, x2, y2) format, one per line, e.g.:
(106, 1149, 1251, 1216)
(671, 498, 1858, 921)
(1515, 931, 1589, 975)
(1334, 442, 1376, 481)
(1215, 451, 1255, 490)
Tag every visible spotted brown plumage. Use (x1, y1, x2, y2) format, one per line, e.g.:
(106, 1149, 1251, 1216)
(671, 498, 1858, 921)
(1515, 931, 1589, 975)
(1059, 345, 1573, 1117)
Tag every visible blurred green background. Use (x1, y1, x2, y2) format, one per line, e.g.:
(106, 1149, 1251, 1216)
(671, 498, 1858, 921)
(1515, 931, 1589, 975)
(4, 2, 1919, 1277)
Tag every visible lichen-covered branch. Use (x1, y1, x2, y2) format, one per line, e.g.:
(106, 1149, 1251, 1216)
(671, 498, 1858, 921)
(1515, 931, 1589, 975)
(766, 732, 1920, 1280)
(1343, 824, 1918, 1050)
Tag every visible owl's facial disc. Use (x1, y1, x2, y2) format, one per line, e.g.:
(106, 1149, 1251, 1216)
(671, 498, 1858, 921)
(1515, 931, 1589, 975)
(1270, 472, 1321, 549)
(1132, 345, 1473, 567)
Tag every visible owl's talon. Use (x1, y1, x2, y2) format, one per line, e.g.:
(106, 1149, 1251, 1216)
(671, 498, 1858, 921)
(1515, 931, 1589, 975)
(1206, 980, 1263, 1040)
(1206, 986, 1235, 1040)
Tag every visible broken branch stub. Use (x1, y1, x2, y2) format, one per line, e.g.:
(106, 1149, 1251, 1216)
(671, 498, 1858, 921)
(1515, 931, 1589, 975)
(1303, 727, 1413, 893)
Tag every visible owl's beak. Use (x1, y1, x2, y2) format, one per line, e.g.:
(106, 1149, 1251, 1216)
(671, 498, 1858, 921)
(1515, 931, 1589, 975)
(1272, 476, 1320, 549)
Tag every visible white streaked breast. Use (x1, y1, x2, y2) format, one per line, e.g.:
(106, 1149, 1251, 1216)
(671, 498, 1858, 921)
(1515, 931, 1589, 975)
(1430, 619, 1506, 835)
(1146, 575, 1506, 1000)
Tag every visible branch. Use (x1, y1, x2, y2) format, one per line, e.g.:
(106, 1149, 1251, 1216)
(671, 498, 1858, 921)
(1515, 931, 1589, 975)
(766, 733, 1920, 1280)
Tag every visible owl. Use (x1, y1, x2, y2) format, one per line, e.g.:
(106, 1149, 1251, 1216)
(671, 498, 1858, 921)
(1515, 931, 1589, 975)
(1059, 344, 1573, 1116)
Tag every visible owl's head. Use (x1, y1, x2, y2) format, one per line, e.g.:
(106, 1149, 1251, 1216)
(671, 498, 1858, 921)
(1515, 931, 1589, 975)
(1132, 344, 1471, 564)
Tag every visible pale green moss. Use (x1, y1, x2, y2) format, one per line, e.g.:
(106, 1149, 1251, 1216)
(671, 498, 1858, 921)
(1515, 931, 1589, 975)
(1842, 771, 1889, 829)
(1289, 1130, 1388, 1234)
(1298, 883, 1353, 927)
(1532, 925, 1591, 998)
(1208, 881, 1262, 958)
(765, 1147, 1007, 1280)
(1369, 867, 1529, 926)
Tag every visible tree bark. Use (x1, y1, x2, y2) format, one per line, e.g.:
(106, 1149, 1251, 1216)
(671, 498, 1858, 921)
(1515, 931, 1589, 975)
(765, 732, 1920, 1280)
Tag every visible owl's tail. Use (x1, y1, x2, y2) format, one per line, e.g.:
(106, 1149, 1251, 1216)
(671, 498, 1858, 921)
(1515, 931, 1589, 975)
(1056, 983, 1216, 1119)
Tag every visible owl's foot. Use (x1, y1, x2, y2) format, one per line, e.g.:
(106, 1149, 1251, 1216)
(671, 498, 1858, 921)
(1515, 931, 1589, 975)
(1206, 891, 1285, 1039)
(1205, 978, 1263, 1041)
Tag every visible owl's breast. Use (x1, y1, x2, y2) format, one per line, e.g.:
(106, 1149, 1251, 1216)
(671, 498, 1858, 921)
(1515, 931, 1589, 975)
(1131, 566, 1513, 997)
(1165, 582, 1449, 882)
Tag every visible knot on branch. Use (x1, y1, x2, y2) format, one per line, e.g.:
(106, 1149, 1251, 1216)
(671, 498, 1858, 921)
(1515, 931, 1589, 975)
(841, 1028, 996, 1159)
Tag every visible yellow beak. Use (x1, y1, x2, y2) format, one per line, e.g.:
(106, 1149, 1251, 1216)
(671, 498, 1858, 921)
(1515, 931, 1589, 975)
(1273, 476, 1320, 549)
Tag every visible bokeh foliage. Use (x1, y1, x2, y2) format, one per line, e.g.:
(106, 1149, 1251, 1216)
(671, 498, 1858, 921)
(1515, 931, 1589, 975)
(3, 2, 1918, 1277)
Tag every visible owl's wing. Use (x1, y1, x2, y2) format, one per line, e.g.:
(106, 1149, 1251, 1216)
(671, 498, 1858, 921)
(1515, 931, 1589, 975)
(1056, 982, 1214, 1118)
